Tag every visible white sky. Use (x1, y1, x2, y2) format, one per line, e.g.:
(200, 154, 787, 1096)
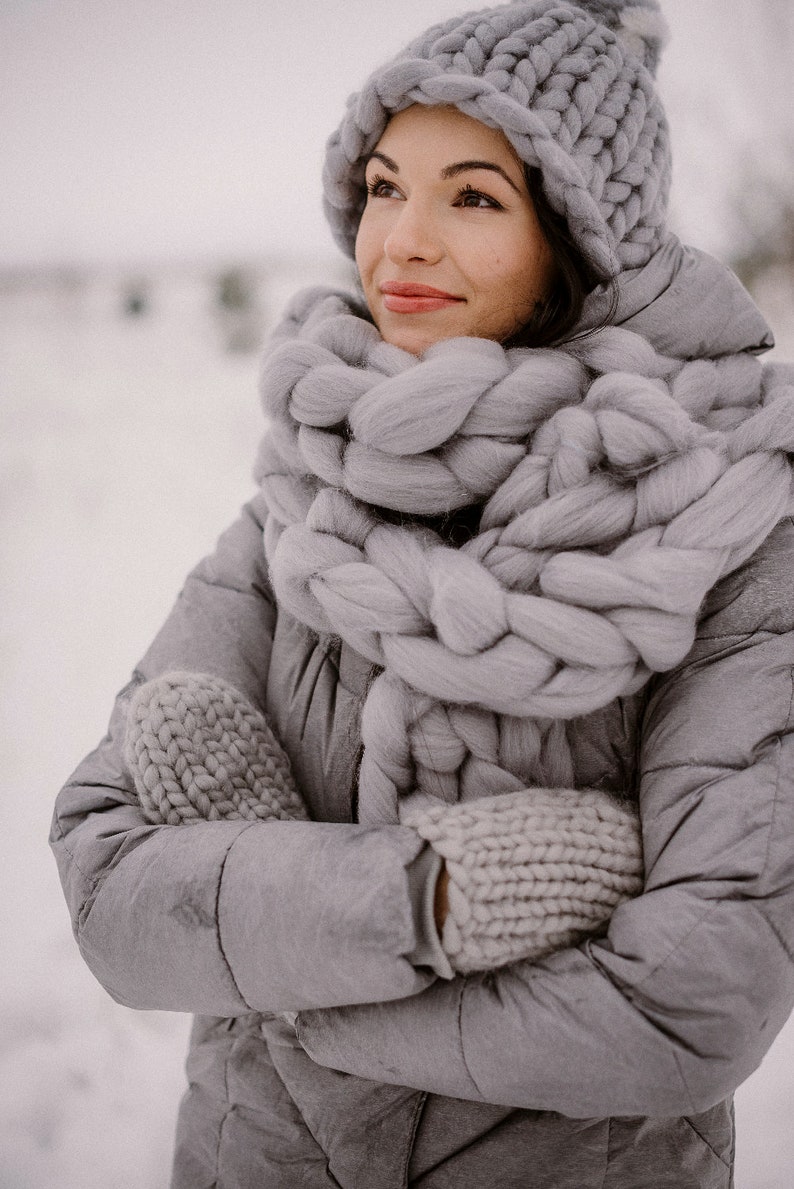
(2, 0, 791, 269)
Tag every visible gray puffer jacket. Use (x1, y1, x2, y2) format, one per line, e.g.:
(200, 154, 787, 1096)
(51, 242, 794, 1189)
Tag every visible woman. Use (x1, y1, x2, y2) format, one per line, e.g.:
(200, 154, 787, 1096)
(51, 2, 794, 1186)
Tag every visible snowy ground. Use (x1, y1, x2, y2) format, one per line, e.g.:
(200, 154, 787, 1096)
(2, 260, 793, 1189)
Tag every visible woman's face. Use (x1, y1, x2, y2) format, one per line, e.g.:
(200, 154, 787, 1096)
(355, 104, 556, 355)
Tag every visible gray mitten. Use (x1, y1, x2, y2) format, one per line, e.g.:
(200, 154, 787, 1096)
(401, 787, 643, 974)
(125, 671, 308, 825)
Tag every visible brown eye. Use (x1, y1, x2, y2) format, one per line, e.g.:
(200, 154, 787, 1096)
(455, 185, 503, 210)
(366, 175, 401, 199)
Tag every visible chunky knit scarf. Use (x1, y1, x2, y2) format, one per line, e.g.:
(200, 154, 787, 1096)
(256, 287, 794, 831)
(123, 283, 794, 974)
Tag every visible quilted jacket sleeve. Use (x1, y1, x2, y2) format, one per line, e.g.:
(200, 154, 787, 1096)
(50, 492, 435, 1015)
(296, 516, 794, 1118)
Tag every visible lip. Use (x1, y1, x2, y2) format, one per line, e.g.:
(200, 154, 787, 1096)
(380, 282, 461, 299)
(379, 280, 464, 314)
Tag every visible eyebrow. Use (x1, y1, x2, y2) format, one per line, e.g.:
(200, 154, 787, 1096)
(367, 151, 522, 195)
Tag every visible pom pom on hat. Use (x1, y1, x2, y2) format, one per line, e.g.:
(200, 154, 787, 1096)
(581, 0, 670, 71)
(323, 0, 673, 280)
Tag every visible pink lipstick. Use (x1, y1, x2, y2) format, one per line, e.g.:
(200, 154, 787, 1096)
(379, 281, 464, 314)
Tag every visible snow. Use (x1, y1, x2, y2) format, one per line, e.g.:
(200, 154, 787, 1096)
(0, 261, 320, 1189)
(2, 263, 793, 1188)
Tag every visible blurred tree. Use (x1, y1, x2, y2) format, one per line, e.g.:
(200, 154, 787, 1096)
(121, 278, 151, 317)
(727, 0, 794, 291)
(730, 143, 794, 289)
(216, 267, 256, 313)
(213, 265, 264, 353)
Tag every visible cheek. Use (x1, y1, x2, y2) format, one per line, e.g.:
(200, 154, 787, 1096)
(354, 213, 379, 281)
(353, 235, 368, 281)
(476, 258, 546, 315)
(497, 249, 554, 317)
(467, 224, 553, 305)
(520, 231, 556, 299)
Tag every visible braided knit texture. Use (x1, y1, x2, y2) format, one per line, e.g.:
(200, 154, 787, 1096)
(125, 672, 308, 825)
(323, 0, 671, 278)
(256, 287, 794, 834)
(402, 787, 643, 972)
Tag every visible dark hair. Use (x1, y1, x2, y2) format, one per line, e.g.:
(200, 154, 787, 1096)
(507, 167, 604, 348)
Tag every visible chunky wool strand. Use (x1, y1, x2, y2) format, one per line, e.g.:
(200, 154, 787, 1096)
(255, 288, 794, 827)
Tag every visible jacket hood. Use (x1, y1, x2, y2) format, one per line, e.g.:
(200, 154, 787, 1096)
(577, 234, 775, 359)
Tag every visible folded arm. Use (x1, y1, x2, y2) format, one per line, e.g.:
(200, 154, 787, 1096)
(296, 519, 794, 1117)
(50, 494, 436, 1015)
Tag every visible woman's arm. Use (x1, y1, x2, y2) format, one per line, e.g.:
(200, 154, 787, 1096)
(294, 517, 794, 1118)
(50, 493, 436, 1015)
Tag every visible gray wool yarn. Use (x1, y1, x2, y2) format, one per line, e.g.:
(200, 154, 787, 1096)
(402, 786, 643, 973)
(323, 0, 671, 279)
(125, 671, 308, 825)
(256, 288, 794, 829)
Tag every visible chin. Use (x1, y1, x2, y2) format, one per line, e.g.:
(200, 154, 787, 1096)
(375, 315, 464, 356)
(375, 322, 431, 355)
(390, 331, 438, 355)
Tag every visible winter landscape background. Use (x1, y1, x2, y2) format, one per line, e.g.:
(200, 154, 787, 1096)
(3, 1, 794, 1186)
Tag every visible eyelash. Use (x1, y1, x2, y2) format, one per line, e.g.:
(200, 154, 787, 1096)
(366, 173, 398, 198)
(365, 175, 504, 210)
(454, 184, 503, 210)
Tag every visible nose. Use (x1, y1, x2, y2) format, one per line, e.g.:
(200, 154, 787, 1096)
(383, 198, 443, 266)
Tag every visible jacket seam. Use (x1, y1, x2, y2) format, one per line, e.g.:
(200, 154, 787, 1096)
(695, 628, 779, 642)
(408, 1104, 526, 1185)
(634, 897, 719, 993)
(401, 1091, 427, 1189)
(262, 1031, 346, 1188)
(592, 907, 711, 1113)
(215, 824, 258, 1010)
(211, 1039, 236, 1189)
(760, 664, 794, 885)
(752, 898, 794, 963)
(682, 1113, 732, 1168)
(587, 975, 699, 1113)
(728, 1099, 737, 1188)
(185, 573, 274, 603)
(600, 1117, 612, 1189)
(456, 980, 486, 1100)
(53, 673, 147, 912)
(56, 777, 147, 916)
(671, 1049, 699, 1114)
(51, 795, 98, 895)
(641, 758, 753, 777)
(74, 822, 162, 935)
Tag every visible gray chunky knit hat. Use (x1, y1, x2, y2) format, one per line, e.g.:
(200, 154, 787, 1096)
(323, 0, 671, 279)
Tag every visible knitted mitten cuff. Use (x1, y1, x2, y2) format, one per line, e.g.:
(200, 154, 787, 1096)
(125, 671, 308, 825)
(401, 788, 643, 974)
